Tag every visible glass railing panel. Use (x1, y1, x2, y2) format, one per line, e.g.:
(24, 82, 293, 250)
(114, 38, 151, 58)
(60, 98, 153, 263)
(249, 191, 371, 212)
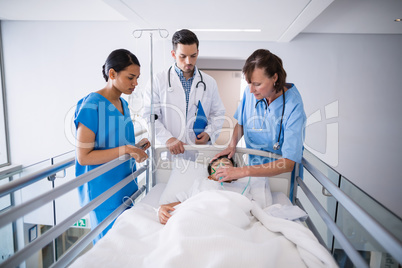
(1, 147, 148, 267)
(0, 161, 53, 267)
(0, 175, 11, 210)
(296, 170, 337, 249)
(0, 171, 23, 265)
(52, 151, 85, 225)
(339, 176, 402, 243)
(17, 160, 55, 227)
(23, 225, 54, 268)
(51, 151, 93, 263)
(296, 149, 340, 249)
(333, 176, 402, 267)
(3, 155, 79, 267)
(303, 149, 340, 185)
(9, 160, 55, 267)
(0, 175, 14, 264)
(55, 226, 92, 262)
(0, 223, 14, 263)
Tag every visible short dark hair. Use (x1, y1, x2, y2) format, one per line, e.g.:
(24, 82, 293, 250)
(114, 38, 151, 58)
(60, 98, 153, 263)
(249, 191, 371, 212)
(207, 155, 236, 175)
(172, 29, 199, 51)
(102, 49, 140, 82)
(242, 49, 287, 93)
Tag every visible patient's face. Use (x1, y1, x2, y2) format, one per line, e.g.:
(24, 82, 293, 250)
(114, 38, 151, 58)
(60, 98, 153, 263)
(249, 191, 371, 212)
(209, 158, 234, 181)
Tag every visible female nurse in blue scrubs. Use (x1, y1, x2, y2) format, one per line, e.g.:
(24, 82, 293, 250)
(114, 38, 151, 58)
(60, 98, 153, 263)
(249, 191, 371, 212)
(213, 49, 306, 199)
(74, 49, 150, 243)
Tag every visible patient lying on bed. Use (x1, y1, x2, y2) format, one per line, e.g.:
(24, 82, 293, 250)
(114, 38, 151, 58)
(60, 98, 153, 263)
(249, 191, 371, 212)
(158, 155, 266, 224)
(71, 157, 337, 268)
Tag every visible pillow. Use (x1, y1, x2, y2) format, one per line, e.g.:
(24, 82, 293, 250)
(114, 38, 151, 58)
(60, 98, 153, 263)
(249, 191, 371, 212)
(159, 158, 209, 205)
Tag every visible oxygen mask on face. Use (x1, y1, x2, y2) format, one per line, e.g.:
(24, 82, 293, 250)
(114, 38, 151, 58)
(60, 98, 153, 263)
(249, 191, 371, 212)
(211, 163, 225, 187)
(216, 163, 224, 178)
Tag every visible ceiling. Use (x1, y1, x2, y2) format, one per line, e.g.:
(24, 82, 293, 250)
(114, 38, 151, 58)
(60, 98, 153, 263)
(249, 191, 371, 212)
(0, 0, 401, 42)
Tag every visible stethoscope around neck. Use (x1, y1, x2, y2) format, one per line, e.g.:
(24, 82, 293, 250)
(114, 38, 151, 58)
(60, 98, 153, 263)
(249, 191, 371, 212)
(168, 66, 206, 108)
(254, 88, 285, 151)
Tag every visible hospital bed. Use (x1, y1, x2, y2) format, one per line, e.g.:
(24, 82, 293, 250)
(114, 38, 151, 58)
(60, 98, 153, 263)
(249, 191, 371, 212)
(68, 145, 338, 268)
(0, 145, 401, 267)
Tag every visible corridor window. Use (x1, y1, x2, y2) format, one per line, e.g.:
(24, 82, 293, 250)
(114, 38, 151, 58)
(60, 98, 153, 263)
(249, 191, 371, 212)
(0, 23, 9, 167)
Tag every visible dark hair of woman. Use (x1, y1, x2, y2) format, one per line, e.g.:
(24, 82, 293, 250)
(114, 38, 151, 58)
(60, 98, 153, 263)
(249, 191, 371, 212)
(242, 49, 287, 93)
(102, 49, 140, 82)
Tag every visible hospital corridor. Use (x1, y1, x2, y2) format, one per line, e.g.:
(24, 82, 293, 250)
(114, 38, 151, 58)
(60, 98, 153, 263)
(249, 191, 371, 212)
(0, 0, 401, 267)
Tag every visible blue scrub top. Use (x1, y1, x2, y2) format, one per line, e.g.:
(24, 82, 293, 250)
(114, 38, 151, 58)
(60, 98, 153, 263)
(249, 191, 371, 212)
(74, 92, 138, 211)
(234, 84, 306, 165)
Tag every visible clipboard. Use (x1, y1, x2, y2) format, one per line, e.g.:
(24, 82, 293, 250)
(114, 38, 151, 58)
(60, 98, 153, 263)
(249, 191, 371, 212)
(193, 101, 208, 137)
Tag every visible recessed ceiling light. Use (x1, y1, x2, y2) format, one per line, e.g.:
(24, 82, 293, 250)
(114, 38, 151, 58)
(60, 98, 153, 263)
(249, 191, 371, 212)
(187, 29, 261, 33)
(395, 18, 402, 22)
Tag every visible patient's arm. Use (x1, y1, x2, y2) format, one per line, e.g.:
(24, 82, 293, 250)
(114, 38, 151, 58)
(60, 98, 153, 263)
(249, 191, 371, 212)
(158, 202, 181, 225)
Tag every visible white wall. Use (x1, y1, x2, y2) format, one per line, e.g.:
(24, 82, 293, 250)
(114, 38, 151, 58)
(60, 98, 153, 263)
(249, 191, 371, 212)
(1, 21, 172, 165)
(2, 21, 401, 218)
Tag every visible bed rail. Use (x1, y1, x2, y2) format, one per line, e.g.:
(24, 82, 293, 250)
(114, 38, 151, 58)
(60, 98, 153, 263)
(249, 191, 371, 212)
(0, 154, 148, 268)
(296, 175, 368, 268)
(51, 184, 146, 268)
(297, 157, 402, 267)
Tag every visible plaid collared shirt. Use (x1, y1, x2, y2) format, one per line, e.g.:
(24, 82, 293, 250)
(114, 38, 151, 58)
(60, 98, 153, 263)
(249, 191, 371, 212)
(174, 64, 196, 116)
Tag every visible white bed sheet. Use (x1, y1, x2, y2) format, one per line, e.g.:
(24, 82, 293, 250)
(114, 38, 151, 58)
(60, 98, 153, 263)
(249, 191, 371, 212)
(70, 186, 337, 268)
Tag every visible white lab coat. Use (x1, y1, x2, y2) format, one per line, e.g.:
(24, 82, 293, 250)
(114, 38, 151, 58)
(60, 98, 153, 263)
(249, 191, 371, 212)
(143, 64, 225, 146)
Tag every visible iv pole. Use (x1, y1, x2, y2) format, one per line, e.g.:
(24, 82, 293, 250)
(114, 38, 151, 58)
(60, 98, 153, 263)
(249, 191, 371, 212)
(132, 29, 169, 192)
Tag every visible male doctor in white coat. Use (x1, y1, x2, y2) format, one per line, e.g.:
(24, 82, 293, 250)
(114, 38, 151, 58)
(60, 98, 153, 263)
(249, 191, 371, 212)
(143, 29, 225, 157)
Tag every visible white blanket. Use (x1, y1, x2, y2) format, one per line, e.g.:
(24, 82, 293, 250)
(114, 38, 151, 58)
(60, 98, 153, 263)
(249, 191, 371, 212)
(70, 191, 338, 268)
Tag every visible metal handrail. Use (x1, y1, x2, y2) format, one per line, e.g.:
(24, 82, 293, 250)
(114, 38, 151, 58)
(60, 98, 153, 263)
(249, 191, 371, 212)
(302, 157, 402, 265)
(52, 184, 147, 268)
(0, 132, 149, 266)
(180, 144, 283, 159)
(0, 155, 131, 228)
(297, 176, 368, 268)
(0, 157, 75, 198)
(0, 164, 22, 181)
(0, 166, 147, 268)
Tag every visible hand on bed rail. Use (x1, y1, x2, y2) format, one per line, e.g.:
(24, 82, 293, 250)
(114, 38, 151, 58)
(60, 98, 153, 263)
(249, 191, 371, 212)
(136, 138, 151, 151)
(125, 143, 148, 163)
(166, 137, 187, 155)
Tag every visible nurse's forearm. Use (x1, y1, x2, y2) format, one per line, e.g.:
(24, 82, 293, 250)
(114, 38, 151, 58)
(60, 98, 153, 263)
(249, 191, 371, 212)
(229, 123, 244, 148)
(242, 158, 295, 177)
(77, 146, 133, 166)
